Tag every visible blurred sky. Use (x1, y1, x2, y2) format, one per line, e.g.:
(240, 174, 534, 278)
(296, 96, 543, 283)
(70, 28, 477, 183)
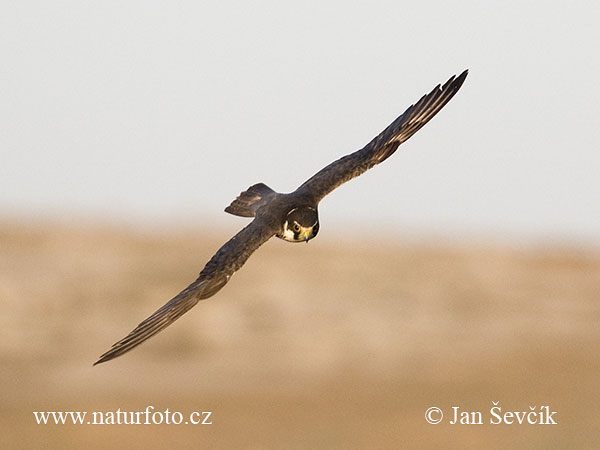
(2, 1, 599, 243)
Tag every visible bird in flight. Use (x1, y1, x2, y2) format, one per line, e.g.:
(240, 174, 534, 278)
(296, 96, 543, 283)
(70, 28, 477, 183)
(94, 70, 468, 365)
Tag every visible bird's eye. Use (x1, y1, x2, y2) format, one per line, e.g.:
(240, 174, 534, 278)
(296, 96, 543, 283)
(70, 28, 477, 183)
(293, 223, 300, 232)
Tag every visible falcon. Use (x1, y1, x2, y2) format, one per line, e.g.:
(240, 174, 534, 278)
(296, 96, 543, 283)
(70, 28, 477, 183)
(94, 70, 468, 364)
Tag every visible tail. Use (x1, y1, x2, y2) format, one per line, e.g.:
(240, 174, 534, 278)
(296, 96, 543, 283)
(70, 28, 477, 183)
(225, 183, 275, 217)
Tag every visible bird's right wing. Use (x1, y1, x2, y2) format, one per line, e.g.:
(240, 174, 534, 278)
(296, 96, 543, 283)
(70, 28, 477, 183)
(296, 70, 468, 203)
(94, 217, 277, 365)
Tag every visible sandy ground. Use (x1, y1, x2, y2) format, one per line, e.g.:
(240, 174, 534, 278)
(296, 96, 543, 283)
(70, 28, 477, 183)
(1, 220, 599, 449)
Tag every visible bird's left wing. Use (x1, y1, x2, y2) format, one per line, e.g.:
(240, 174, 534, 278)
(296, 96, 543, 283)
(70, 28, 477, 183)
(296, 70, 468, 203)
(94, 218, 277, 365)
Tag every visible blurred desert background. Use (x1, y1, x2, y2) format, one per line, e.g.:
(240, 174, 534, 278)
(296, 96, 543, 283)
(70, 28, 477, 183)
(1, 219, 599, 449)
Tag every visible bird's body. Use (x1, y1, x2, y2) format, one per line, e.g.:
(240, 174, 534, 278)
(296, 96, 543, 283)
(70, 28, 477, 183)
(95, 70, 468, 365)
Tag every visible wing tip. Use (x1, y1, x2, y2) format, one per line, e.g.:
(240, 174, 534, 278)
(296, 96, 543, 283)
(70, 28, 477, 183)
(93, 346, 122, 365)
(93, 354, 111, 366)
(451, 69, 469, 91)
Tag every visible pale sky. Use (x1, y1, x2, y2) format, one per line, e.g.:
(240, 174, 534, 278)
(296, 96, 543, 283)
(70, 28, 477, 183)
(2, 1, 599, 243)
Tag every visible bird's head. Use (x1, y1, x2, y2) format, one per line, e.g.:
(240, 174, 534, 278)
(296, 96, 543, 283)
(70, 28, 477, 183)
(279, 207, 319, 243)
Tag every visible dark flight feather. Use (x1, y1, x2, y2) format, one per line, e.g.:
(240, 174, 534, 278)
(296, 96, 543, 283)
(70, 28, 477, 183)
(296, 70, 468, 202)
(94, 218, 277, 364)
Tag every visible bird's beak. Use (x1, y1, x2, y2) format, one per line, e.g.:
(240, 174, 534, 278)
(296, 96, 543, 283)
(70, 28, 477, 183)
(301, 228, 312, 243)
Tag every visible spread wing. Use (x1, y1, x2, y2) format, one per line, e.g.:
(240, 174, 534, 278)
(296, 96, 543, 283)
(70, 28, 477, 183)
(94, 218, 277, 365)
(296, 70, 468, 202)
